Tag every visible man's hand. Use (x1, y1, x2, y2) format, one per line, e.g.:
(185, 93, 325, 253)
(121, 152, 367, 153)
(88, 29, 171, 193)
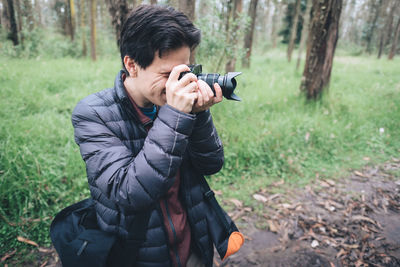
(165, 65, 198, 114)
(192, 80, 223, 113)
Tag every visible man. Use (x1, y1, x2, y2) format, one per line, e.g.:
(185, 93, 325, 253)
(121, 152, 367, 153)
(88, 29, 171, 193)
(72, 5, 243, 267)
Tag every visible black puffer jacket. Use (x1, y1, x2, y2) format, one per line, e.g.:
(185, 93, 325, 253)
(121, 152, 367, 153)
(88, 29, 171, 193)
(72, 71, 239, 267)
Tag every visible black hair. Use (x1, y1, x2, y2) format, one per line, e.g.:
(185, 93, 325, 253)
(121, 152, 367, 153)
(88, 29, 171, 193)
(119, 5, 201, 72)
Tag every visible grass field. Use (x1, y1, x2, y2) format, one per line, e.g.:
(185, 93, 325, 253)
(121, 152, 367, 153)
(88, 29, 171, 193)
(1, 48, 399, 260)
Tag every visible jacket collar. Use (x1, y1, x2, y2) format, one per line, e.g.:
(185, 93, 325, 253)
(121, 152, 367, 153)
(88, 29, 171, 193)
(114, 70, 154, 128)
(114, 70, 130, 102)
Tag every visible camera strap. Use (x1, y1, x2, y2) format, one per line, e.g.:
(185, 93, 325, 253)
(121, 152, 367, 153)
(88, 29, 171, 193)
(199, 177, 231, 235)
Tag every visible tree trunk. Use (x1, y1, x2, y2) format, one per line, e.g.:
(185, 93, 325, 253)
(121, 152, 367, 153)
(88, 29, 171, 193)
(167, 0, 179, 9)
(242, 0, 258, 68)
(106, 0, 129, 44)
(22, 0, 34, 31)
(34, 0, 42, 27)
(296, 0, 312, 70)
(90, 0, 96, 61)
(179, 0, 196, 63)
(179, 0, 195, 22)
(70, 0, 76, 40)
(225, 0, 243, 72)
(377, 0, 390, 58)
(80, 0, 87, 56)
(15, 0, 24, 44)
(150, 0, 157, 4)
(378, 0, 399, 58)
(5, 0, 19, 45)
(287, 0, 301, 62)
(388, 16, 400, 60)
(300, 0, 342, 100)
(365, 0, 381, 54)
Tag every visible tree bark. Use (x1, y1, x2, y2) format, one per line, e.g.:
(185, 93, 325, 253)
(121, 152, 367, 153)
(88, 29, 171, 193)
(388, 16, 400, 60)
(150, 0, 157, 4)
(296, 0, 312, 70)
(34, 0, 42, 27)
(287, 0, 301, 62)
(22, 0, 34, 31)
(179, 0, 196, 63)
(378, 0, 399, 58)
(106, 0, 129, 44)
(66, 0, 76, 40)
(300, 0, 342, 100)
(365, 0, 381, 54)
(5, 0, 19, 45)
(80, 0, 87, 56)
(225, 0, 243, 72)
(242, 0, 258, 68)
(167, 0, 179, 9)
(90, 0, 96, 61)
(14, 0, 24, 44)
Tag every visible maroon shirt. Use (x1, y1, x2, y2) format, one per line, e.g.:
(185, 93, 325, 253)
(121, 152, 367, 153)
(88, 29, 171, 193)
(123, 77, 191, 267)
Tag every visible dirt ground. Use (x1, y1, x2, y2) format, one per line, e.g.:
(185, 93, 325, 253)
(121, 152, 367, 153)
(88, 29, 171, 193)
(215, 158, 400, 267)
(3, 159, 399, 267)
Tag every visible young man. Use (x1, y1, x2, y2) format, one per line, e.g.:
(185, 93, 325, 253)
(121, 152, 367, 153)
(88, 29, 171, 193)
(72, 5, 243, 267)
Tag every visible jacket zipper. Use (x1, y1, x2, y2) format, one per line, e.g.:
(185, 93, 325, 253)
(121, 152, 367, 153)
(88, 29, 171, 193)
(164, 199, 182, 267)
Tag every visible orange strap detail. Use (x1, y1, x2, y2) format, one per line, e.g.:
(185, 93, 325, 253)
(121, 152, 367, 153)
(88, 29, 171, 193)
(222, 231, 244, 260)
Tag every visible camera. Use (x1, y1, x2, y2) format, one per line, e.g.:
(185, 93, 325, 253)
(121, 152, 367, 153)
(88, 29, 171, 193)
(179, 64, 242, 101)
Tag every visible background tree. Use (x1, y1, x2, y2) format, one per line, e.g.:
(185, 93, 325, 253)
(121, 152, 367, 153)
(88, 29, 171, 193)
(35, 0, 42, 27)
(225, 0, 243, 72)
(90, 0, 96, 61)
(80, 0, 87, 56)
(242, 0, 259, 68)
(287, 0, 301, 62)
(179, 0, 196, 63)
(271, 0, 285, 48)
(378, 0, 399, 58)
(3, 0, 19, 45)
(22, 0, 34, 31)
(300, 0, 342, 99)
(388, 15, 400, 60)
(362, 0, 381, 54)
(296, 0, 311, 70)
(106, 0, 129, 44)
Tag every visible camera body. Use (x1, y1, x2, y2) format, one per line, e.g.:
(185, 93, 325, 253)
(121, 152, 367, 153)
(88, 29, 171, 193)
(179, 64, 241, 101)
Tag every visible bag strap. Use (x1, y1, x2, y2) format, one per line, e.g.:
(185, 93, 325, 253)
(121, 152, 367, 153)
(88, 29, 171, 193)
(199, 177, 231, 235)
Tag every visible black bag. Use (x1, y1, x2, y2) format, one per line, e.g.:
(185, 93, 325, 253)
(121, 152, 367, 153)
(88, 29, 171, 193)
(50, 198, 147, 267)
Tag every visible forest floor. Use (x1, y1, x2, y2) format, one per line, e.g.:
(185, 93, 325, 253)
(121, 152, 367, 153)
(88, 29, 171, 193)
(2, 159, 400, 267)
(215, 158, 400, 267)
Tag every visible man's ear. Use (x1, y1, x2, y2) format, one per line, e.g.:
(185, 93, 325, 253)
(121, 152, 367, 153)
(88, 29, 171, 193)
(123, 56, 138, 77)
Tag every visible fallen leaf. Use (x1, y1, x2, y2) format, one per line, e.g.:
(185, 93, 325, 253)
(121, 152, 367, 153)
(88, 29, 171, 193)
(214, 190, 222, 196)
(253, 194, 268, 203)
(1, 250, 16, 262)
(352, 215, 380, 227)
(267, 220, 279, 233)
(17, 236, 38, 247)
(272, 179, 285, 186)
(229, 198, 243, 208)
(40, 261, 48, 267)
(38, 247, 53, 253)
(354, 171, 367, 178)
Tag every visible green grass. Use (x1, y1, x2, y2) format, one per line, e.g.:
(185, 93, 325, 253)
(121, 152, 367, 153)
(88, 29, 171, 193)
(1, 49, 399, 260)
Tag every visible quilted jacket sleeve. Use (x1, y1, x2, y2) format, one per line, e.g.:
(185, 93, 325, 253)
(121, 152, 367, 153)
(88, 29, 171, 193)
(187, 110, 224, 175)
(72, 102, 195, 211)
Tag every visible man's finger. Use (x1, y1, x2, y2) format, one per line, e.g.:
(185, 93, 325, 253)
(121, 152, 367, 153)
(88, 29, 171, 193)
(168, 64, 190, 82)
(197, 80, 210, 103)
(214, 83, 223, 103)
(178, 73, 198, 88)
